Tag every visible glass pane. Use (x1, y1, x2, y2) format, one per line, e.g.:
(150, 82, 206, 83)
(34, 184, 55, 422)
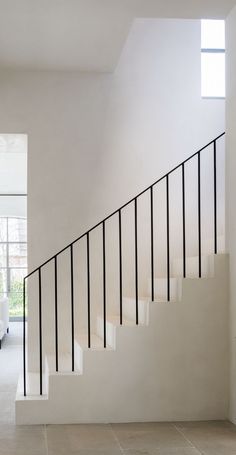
(9, 293, 23, 317)
(0, 196, 27, 218)
(201, 52, 225, 98)
(9, 268, 26, 317)
(0, 218, 7, 242)
(8, 218, 27, 242)
(9, 243, 27, 267)
(0, 244, 7, 267)
(9, 268, 26, 292)
(0, 269, 7, 294)
(0, 134, 27, 193)
(201, 20, 225, 49)
(0, 134, 27, 154)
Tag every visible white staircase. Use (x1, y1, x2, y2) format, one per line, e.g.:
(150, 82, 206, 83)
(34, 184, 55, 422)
(16, 134, 227, 425)
(16, 253, 229, 424)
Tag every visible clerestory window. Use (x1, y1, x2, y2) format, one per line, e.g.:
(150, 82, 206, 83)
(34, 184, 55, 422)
(201, 20, 225, 98)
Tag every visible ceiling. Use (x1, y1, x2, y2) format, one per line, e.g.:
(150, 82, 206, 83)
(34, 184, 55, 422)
(0, 0, 234, 72)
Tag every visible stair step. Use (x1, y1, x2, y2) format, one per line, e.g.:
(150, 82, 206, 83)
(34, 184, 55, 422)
(76, 333, 113, 351)
(121, 297, 149, 324)
(16, 372, 48, 398)
(147, 277, 182, 301)
(96, 314, 138, 349)
(46, 353, 82, 375)
(172, 255, 213, 278)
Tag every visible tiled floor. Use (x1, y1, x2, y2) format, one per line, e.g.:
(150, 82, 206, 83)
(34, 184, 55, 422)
(1, 421, 236, 455)
(1, 324, 236, 454)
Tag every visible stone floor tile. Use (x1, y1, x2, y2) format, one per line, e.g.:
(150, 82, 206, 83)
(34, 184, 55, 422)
(112, 425, 191, 450)
(123, 449, 202, 455)
(111, 423, 173, 432)
(0, 424, 47, 455)
(46, 424, 120, 451)
(174, 421, 236, 455)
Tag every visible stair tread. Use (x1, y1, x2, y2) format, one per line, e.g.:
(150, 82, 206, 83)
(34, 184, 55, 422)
(124, 295, 174, 304)
(46, 353, 82, 374)
(76, 333, 113, 350)
(106, 315, 145, 326)
(16, 372, 48, 399)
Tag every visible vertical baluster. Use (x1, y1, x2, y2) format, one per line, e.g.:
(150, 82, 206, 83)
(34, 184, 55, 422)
(70, 245, 74, 371)
(166, 175, 170, 301)
(23, 277, 26, 396)
(213, 140, 217, 254)
(182, 164, 186, 278)
(134, 198, 139, 324)
(103, 221, 107, 348)
(150, 186, 154, 301)
(118, 210, 123, 325)
(54, 256, 58, 372)
(38, 268, 43, 395)
(198, 153, 202, 278)
(87, 233, 91, 348)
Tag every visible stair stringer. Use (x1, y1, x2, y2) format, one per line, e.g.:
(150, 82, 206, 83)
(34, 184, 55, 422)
(15, 254, 229, 425)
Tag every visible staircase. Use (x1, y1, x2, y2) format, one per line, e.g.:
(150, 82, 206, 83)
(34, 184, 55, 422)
(16, 133, 229, 425)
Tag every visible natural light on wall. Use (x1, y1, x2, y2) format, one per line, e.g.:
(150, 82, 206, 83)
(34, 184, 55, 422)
(201, 20, 225, 98)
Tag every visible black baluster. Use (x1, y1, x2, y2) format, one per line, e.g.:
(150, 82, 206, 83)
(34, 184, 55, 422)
(134, 198, 139, 324)
(150, 186, 154, 301)
(213, 140, 217, 254)
(23, 277, 26, 396)
(38, 268, 43, 395)
(103, 221, 107, 348)
(87, 233, 91, 348)
(166, 176, 170, 301)
(118, 210, 123, 325)
(70, 245, 74, 371)
(198, 153, 202, 278)
(182, 164, 186, 278)
(54, 256, 58, 372)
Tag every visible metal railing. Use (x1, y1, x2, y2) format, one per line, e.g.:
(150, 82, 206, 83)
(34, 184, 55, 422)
(23, 132, 225, 396)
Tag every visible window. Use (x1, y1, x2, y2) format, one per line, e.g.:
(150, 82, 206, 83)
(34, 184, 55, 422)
(0, 217, 27, 318)
(201, 20, 225, 98)
(0, 133, 27, 320)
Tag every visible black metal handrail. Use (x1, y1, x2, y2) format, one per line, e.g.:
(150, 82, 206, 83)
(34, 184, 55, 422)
(23, 132, 225, 397)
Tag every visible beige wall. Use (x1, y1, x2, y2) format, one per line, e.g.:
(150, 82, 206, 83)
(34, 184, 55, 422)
(0, 18, 225, 368)
(0, 19, 225, 272)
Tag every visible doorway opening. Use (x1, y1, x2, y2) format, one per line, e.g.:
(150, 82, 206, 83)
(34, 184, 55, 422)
(0, 134, 27, 320)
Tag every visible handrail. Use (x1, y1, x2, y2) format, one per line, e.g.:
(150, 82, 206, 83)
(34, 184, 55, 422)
(25, 132, 225, 280)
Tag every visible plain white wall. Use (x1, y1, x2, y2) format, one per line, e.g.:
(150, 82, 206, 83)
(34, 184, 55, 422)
(93, 19, 225, 218)
(0, 18, 225, 369)
(0, 70, 112, 270)
(226, 4, 236, 424)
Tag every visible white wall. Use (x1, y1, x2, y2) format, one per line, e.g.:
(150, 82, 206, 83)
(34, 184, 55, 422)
(0, 70, 112, 270)
(0, 19, 225, 368)
(226, 4, 236, 424)
(0, 18, 225, 275)
(94, 19, 225, 220)
(92, 19, 226, 312)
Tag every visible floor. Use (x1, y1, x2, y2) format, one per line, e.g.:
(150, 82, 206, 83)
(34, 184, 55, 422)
(1, 324, 236, 454)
